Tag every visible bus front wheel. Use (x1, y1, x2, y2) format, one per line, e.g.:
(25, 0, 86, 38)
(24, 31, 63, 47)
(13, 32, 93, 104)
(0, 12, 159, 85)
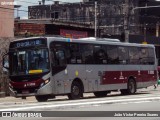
(35, 95, 49, 102)
(68, 81, 83, 100)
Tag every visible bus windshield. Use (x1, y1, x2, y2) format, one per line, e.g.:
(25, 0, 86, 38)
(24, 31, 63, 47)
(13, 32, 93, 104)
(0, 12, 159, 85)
(10, 48, 49, 75)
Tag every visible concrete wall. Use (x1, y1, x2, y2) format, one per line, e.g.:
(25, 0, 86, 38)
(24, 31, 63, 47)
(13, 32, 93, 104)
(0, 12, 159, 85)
(0, 0, 14, 37)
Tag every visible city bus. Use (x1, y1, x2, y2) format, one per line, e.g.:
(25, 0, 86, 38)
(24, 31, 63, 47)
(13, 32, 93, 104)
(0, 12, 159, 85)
(3, 37, 158, 102)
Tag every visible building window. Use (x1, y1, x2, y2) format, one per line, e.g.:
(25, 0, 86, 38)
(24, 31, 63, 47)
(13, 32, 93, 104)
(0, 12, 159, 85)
(51, 11, 59, 19)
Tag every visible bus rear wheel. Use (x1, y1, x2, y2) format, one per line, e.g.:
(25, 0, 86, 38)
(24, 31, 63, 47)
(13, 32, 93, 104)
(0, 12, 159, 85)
(128, 78, 136, 94)
(35, 95, 49, 102)
(68, 81, 83, 100)
(94, 91, 109, 97)
(121, 78, 136, 95)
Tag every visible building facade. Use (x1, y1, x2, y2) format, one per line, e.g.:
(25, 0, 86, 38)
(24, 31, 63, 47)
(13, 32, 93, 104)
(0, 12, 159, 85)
(0, 0, 14, 37)
(0, 0, 14, 96)
(28, 0, 160, 38)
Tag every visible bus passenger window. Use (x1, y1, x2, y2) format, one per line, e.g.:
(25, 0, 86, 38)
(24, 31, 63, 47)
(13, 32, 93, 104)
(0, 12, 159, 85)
(55, 50, 66, 66)
(94, 47, 107, 64)
(129, 47, 139, 64)
(139, 48, 149, 64)
(69, 43, 82, 64)
(106, 45, 119, 64)
(81, 44, 94, 64)
(148, 48, 155, 64)
(118, 47, 129, 64)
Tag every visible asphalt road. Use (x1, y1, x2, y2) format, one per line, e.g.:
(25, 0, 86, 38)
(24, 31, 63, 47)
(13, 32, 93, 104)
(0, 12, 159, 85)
(0, 86, 160, 120)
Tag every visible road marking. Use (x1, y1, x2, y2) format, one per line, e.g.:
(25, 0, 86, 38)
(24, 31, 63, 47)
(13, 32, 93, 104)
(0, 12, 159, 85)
(1, 96, 160, 111)
(0, 92, 160, 109)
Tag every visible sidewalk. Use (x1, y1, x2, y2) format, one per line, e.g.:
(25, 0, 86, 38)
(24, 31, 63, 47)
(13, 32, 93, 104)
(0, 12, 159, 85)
(0, 86, 159, 103)
(0, 92, 5, 98)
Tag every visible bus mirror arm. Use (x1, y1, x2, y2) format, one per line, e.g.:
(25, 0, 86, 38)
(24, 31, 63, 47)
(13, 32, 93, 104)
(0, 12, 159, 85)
(2, 53, 9, 70)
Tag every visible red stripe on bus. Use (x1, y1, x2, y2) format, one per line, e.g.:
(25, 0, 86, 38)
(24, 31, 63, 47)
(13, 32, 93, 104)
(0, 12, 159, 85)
(101, 70, 157, 84)
(10, 79, 44, 89)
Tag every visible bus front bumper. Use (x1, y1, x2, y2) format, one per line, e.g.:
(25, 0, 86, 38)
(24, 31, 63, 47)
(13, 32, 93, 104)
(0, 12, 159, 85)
(9, 81, 53, 97)
(9, 87, 38, 97)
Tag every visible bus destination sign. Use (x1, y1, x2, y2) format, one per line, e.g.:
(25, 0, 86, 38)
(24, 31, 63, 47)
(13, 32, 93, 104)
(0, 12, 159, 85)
(11, 39, 46, 48)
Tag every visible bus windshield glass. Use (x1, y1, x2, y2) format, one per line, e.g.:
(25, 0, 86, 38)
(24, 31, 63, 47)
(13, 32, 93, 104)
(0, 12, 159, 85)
(10, 48, 49, 75)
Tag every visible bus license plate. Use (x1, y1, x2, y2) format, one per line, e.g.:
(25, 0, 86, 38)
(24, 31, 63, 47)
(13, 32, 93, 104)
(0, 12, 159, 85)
(22, 90, 29, 94)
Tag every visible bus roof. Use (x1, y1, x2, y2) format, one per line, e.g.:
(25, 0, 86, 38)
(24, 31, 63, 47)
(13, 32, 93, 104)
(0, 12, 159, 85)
(78, 37, 120, 42)
(12, 36, 154, 48)
(49, 37, 154, 48)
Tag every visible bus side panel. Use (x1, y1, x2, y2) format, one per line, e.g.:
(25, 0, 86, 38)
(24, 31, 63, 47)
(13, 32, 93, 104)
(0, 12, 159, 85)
(67, 65, 87, 93)
(99, 65, 127, 91)
(37, 72, 53, 95)
(86, 65, 106, 92)
(53, 65, 86, 94)
(52, 72, 66, 94)
(122, 65, 143, 88)
(139, 65, 157, 88)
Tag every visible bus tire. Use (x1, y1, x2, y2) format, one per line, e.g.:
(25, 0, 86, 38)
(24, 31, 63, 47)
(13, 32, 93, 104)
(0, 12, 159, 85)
(94, 91, 108, 97)
(120, 89, 128, 95)
(121, 78, 136, 95)
(68, 81, 83, 100)
(127, 78, 136, 94)
(35, 95, 49, 102)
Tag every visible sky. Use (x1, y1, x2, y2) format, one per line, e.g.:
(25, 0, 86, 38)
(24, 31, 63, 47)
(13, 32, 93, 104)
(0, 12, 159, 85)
(14, 0, 81, 19)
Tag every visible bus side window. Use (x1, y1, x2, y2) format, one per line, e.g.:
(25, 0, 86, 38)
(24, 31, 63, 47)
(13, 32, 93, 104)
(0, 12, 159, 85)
(50, 49, 56, 66)
(148, 48, 155, 65)
(94, 45, 107, 64)
(50, 42, 67, 66)
(139, 48, 149, 64)
(106, 45, 119, 64)
(55, 50, 66, 66)
(81, 44, 94, 64)
(118, 46, 129, 64)
(69, 43, 82, 64)
(129, 47, 139, 64)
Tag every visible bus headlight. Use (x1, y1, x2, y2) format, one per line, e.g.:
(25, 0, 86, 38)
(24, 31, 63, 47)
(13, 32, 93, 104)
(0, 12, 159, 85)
(40, 78, 50, 88)
(44, 79, 50, 84)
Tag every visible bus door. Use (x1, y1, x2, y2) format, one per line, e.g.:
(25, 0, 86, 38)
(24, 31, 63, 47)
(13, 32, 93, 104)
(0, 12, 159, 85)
(50, 42, 68, 94)
(86, 65, 106, 92)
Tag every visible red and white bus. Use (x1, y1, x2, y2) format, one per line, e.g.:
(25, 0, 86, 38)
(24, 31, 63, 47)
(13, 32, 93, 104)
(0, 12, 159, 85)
(3, 37, 158, 102)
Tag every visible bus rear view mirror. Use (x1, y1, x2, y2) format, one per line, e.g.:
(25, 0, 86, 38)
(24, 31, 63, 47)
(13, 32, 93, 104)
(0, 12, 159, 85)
(2, 53, 9, 73)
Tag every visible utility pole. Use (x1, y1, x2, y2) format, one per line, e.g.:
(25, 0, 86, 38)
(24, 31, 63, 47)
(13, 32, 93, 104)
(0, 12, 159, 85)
(144, 24, 147, 43)
(42, 0, 45, 5)
(95, 1, 97, 38)
(124, 0, 129, 42)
